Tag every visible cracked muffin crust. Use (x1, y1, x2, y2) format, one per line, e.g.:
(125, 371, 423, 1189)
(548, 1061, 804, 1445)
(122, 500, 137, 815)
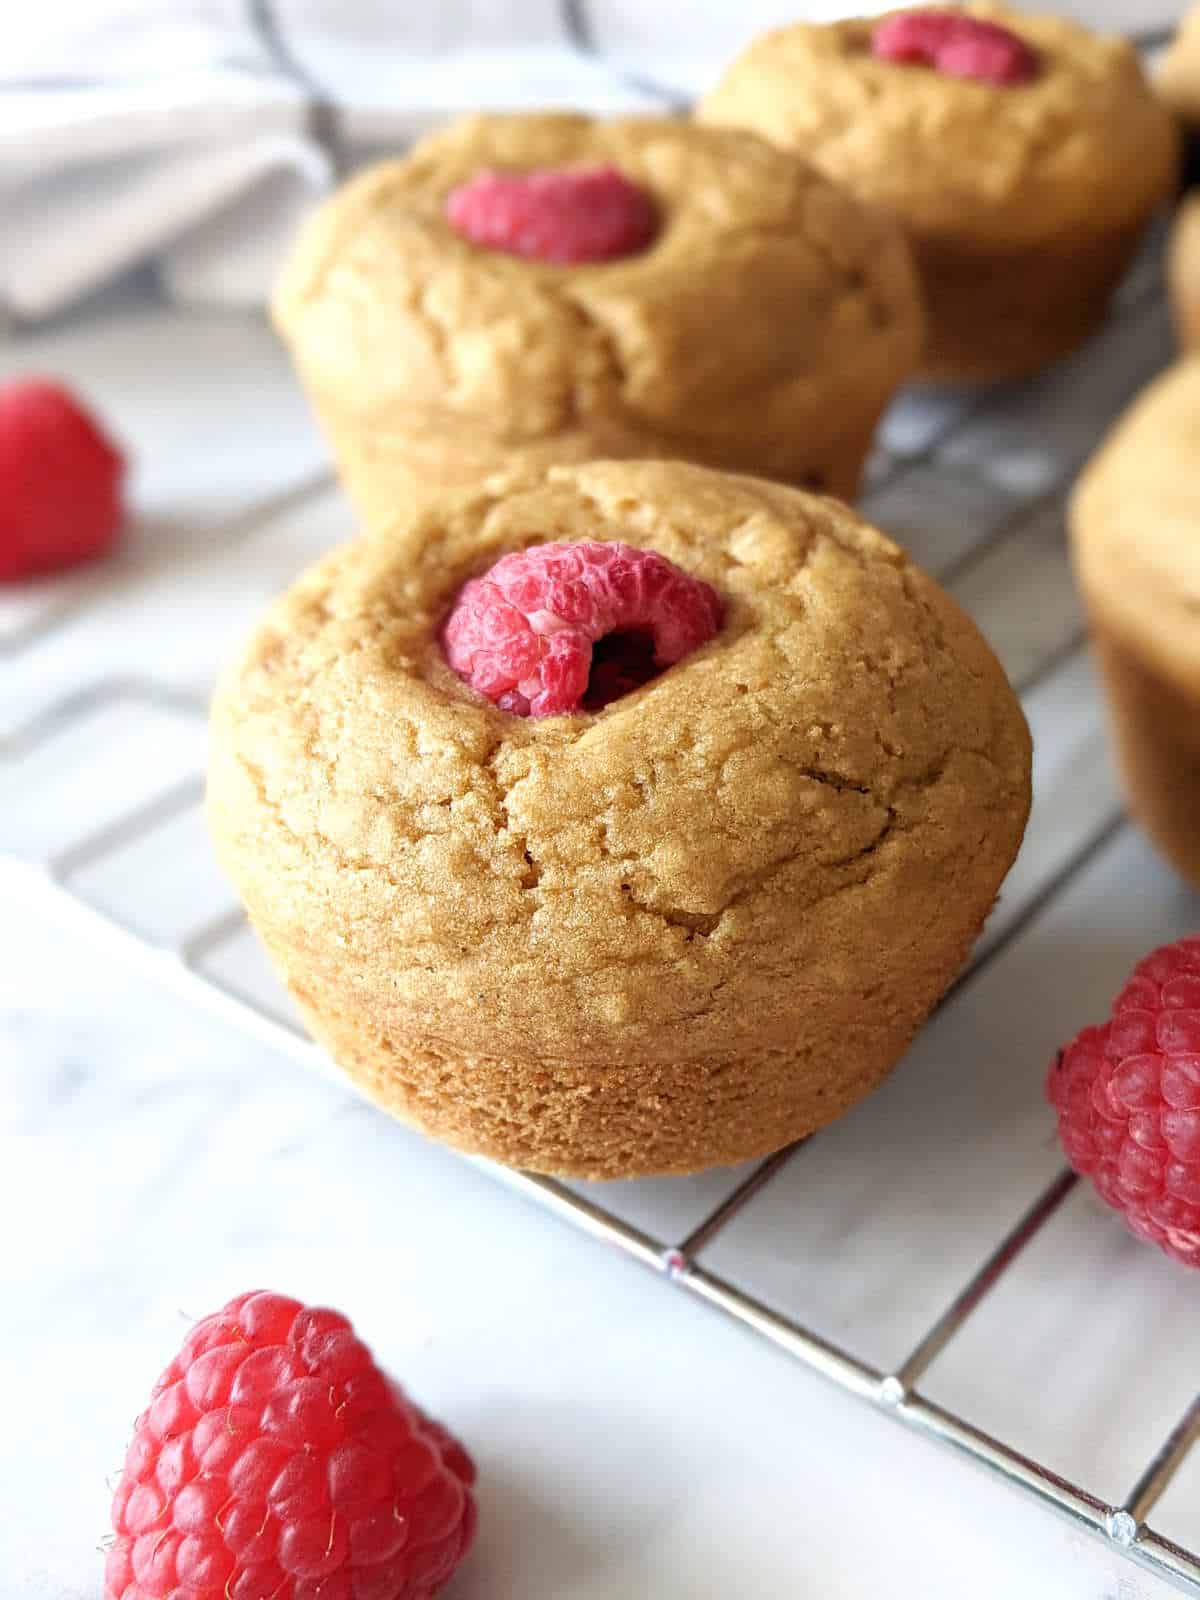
(698, 3, 1178, 383)
(271, 112, 924, 523)
(1070, 360, 1200, 891)
(208, 459, 1032, 1178)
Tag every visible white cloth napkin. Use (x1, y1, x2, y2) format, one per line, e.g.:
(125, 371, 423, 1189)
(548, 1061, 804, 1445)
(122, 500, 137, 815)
(1, 0, 1183, 322)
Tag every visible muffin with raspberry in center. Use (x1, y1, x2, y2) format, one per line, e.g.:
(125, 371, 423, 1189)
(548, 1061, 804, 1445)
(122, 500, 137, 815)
(698, 4, 1178, 383)
(209, 459, 1031, 1179)
(272, 112, 924, 523)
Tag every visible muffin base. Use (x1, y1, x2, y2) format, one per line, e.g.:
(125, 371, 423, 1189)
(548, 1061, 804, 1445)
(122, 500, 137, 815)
(1091, 624, 1200, 892)
(914, 220, 1151, 385)
(267, 921, 990, 1181)
(307, 392, 884, 528)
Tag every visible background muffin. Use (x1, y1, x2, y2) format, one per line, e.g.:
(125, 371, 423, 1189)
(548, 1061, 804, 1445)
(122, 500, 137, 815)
(1159, 3, 1200, 130)
(698, 3, 1178, 383)
(1168, 192, 1200, 348)
(209, 458, 1032, 1180)
(1071, 360, 1200, 893)
(273, 112, 924, 524)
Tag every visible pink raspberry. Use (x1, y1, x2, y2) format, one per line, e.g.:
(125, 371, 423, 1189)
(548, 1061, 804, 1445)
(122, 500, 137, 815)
(1047, 937, 1200, 1268)
(445, 164, 658, 264)
(441, 540, 722, 717)
(871, 10, 1038, 86)
(104, 1290, 476, 1600)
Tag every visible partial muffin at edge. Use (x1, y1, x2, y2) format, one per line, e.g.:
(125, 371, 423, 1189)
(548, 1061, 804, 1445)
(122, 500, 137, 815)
(209, 458, 1032, 1179)
(1071, 359, 1200, 891)
(1159, 4, 1200, 129)
(272, 112, 924, 523)
(1169, 193, 1200, 349)
(697, 3, 1178, 383)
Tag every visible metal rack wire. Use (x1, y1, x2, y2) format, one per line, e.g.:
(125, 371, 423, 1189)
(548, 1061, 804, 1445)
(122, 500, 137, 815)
(4, 256, 1199, 1594)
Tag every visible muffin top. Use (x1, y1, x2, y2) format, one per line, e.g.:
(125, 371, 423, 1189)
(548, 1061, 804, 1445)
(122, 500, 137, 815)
(697, 4, 1178, 246)
(209, 459, 1031, 1059)
(1158, 4, 1200, 125)
(272, 112, 922, 452)
(1071, 359, 1200, 694)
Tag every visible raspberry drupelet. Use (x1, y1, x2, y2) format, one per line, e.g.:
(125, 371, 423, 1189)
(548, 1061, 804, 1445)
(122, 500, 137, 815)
(871, 10, 1038, 86)
(1047, 937, 1200, 1267)
(441, 539, 723, 716)
(445, 163, 659, 263)
(104, 1290, 476, 1600)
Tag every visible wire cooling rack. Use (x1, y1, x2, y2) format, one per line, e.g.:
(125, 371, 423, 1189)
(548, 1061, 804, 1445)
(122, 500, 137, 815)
(3, 236, 1199, 1594)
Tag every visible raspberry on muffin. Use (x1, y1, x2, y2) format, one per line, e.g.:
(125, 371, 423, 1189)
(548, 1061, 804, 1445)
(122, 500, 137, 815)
(698, 3, 1178, 384)
(444, 163, 659, 264)
(271, 112, 924, 524)
(1070, 359, 1200, 893)
(441, 540, 722, 716)
(209, 459, 1032, 1180)
(871, 9, 1037, 85)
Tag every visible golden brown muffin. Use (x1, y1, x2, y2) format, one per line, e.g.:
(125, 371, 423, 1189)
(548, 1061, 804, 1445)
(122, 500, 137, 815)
(698, 3, 1178, 384)
(209, 458, 1032, 1179)
(1159, 4, 1200, 128)
(1071, 360, 1200, 891)
(1168, 192, 1200, 348)
(272, 112, 924, 525)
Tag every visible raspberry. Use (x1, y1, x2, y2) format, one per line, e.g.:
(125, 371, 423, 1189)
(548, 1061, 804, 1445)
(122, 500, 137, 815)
(445, 164, 658, 264)
(104, 1291, 476, 1600)
(871, 10, 1038, 86)
(0, 377, 125, 582)
(441, 540, 722, 717)
(1047, 937, 1200, 1268)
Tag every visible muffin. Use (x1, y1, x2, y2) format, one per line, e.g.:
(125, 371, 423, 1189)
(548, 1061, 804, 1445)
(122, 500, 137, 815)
(209, 458, 1032, 1179)
(698, 4, 1178, 384)
(272, 112, 924, 525)
(1071, 360, 1200, 892)
(1159, 5, 1200, 130)
(1168, 193, 1200, 348)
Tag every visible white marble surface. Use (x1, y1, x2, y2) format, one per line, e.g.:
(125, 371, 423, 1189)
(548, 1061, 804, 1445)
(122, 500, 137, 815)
(2, 262, 1200, 1600)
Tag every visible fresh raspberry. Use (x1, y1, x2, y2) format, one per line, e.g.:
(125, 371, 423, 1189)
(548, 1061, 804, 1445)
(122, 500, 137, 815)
(871, 10, 1038, 85)
(104, 1291, 476, 1600)
(441, 540, 722, 717)
(0, 377, 125, 582)
(445, 164, 659, 264)
(1047, 937, 1200, 1268)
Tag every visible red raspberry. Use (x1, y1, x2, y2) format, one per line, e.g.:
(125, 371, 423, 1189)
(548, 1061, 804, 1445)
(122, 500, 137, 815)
(104, 1291, 476, 1600)
(441, 540, 722, 717)
(871, 10, 1038, 86)
(0, 377, 125, 582)
(445, 164, 658, 264)
(1047, 937, 1200, 1268)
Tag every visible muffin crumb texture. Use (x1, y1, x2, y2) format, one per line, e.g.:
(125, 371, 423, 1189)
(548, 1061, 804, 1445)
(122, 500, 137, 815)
(209, 460, 1032, 1177)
